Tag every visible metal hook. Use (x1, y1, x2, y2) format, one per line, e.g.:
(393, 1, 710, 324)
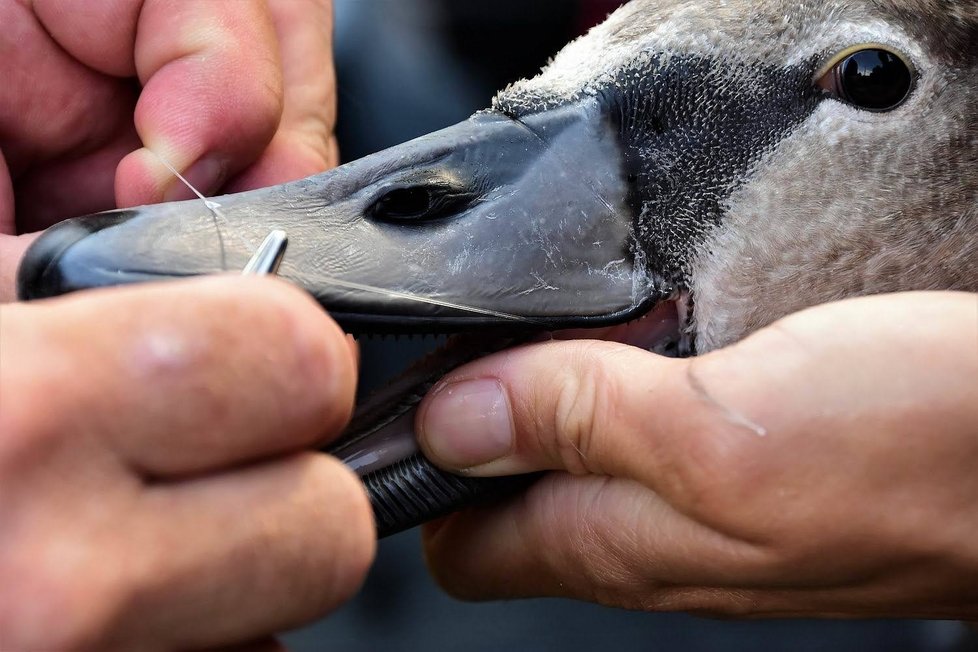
(242, 230, 289, 276)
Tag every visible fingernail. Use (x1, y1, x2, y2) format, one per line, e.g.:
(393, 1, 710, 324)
(421, 379, 514, 469)
(163, 156, 226, 202)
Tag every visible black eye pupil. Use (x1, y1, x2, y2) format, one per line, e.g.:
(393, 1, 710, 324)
(837, 49, 914, 111)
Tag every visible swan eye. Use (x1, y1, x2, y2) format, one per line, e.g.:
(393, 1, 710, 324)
(817, 47, 915, 112)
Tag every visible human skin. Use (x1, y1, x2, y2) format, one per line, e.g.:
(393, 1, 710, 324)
(0, 1, 376, 649)
(0, 0, 339, 299)
(0, 278, 373, 650)
(419, 291, 978, 618)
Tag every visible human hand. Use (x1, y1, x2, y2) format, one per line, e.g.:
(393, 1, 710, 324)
(0, 0, 336, 299)
(0, 277, 374, 650)
(418, 292, 978, 618)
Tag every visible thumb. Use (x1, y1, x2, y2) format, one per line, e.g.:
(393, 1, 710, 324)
(0, 233, 41, 303)
(417, 340, 718, 495)
(418, 292, 978, 506)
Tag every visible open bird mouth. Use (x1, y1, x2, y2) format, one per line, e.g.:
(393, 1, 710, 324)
(552, 291, 694, 357)
(326, 291, 693, 536)
(339, 292, 694, 473)
(17, 100, 688, 536)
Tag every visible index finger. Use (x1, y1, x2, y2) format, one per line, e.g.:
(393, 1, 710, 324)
(32, 0, 286, 206)
(117, 0, 286, 206)
(1, 276, 357, 478)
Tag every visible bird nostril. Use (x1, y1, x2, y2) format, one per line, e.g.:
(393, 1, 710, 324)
(369, 184, 477, 224)
(372, 187, 434, 221)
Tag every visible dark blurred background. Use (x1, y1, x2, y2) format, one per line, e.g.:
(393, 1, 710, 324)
(286, 1, 975, 649)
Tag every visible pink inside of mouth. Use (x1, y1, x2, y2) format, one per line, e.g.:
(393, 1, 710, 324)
(552, 299, 682, 351)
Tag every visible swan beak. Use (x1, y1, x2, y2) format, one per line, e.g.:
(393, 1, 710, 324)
(19, 100, 660, 331)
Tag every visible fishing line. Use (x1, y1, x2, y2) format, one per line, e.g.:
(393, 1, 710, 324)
(305, 276, 544, 325)
(151, 151, 239, 271)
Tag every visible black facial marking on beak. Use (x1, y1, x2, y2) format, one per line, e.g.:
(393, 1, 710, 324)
(496, 54, 825, 284)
